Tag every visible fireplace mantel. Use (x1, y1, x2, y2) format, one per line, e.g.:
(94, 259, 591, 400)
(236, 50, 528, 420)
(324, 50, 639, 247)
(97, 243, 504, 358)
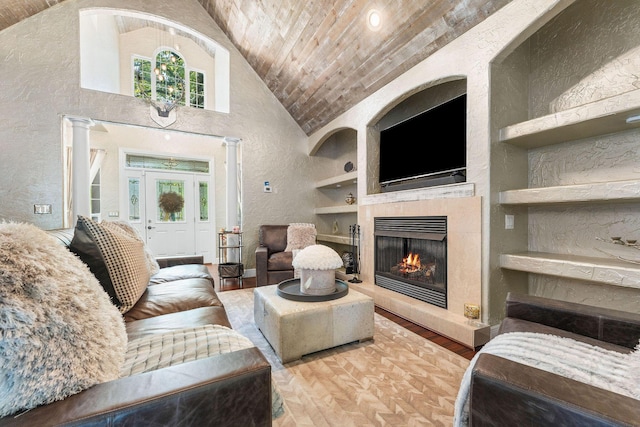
(355, 194, 489, 348)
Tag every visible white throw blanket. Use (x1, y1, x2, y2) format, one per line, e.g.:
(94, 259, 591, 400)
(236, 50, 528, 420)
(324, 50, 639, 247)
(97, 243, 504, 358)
(453, 332, 640, 426)
(122, 325, 285, 419)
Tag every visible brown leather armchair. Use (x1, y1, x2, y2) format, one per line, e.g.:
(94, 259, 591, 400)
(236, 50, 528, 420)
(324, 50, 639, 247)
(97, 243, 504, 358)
(255, 225, 294, 286)
(467, 293, 640, 425)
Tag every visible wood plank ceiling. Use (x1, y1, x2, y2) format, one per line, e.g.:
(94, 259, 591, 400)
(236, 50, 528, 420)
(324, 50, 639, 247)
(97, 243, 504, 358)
(0, 0, 509, 135)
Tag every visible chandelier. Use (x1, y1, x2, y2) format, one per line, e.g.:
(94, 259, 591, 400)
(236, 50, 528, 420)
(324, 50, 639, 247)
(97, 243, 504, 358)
(151, 54, 184, 117)
(134, 49, 185, 122)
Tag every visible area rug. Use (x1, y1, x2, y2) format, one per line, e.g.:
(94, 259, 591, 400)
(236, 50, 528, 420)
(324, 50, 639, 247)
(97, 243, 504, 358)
(217, 288, 470, 426)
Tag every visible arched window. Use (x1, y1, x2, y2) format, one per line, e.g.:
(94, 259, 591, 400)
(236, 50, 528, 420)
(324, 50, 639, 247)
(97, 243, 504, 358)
(134, 50, 206, 109)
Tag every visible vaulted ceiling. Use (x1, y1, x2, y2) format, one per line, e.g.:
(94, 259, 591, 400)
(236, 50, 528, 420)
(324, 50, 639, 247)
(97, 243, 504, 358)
(0, 0, 509, 135)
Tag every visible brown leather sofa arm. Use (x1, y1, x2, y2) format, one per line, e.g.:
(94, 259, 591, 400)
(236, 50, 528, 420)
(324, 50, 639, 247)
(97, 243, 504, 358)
(0, 348, 272, 427)
(470, 353, 640, 426)
(156, 254, 204, 268)
(256, 246, 268, 286)
(505, 292, 640, 349)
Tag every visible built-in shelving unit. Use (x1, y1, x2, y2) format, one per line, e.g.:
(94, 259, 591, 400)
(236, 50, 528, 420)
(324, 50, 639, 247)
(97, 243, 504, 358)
(500, 252, 640, 289)
(499, 89, 640, 148)
(316, 233, 352, 245)
(499, 179, 640, 205)
(498, 84, 640, 288)
(314, 204, 358, 215)
(315, 171, 357, 189)
(311, 129, 358, 254)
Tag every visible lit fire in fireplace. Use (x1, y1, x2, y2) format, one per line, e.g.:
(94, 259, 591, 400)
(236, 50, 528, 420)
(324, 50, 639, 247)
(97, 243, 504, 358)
(391, 252, 436, 283)
(401, 252, 421, 273)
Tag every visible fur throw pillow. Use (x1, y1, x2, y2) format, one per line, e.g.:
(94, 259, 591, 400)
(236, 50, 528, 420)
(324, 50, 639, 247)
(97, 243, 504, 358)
(0, 222, 127, 417)
(284, 223, 317, 252)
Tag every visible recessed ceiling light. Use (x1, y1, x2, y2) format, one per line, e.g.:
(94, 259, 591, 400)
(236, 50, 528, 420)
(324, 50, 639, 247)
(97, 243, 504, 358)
(367, 9, 381, 31)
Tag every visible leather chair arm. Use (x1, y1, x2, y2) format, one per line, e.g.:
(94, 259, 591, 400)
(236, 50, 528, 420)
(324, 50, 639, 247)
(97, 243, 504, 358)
(0, 348, 272, 427)
(470, 353, 640, 426)
(505, 292, 640, 349)
(256, 246, 268, 286)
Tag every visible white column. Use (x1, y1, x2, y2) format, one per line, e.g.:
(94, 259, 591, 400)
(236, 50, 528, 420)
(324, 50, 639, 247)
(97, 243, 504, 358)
(68, 116, 95, 225)
(224, 137, 240, 230)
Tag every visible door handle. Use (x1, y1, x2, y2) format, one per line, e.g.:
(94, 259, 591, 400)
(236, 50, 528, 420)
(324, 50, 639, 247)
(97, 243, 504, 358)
(147, 226, 156, 230)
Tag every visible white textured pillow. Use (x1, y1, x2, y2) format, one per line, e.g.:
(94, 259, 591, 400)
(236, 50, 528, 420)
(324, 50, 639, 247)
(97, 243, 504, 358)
(0, 222, 127, 417)
(284, 223, 316, 252)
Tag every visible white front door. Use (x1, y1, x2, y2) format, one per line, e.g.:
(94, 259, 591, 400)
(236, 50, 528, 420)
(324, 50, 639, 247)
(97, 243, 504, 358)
(144, 171, 196, 257)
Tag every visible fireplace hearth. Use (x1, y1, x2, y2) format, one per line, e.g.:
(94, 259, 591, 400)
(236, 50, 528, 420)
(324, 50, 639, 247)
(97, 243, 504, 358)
(374, 216, 447, 308)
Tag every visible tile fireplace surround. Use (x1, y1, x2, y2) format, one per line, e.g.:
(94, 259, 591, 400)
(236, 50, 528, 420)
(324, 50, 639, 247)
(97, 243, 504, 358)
(350, 192, 489, 348)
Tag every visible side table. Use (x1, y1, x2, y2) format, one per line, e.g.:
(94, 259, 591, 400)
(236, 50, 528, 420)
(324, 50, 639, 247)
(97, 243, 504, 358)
(218, 231, 243, 287)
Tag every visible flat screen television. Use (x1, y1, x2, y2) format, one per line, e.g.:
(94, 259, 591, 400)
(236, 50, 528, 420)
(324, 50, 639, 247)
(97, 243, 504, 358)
(379, 94, 466, 189)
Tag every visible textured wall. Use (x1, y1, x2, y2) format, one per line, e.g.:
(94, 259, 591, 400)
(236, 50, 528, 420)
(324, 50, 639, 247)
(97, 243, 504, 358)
(529, 0, 640, 117)
(0, 0, 311, 269)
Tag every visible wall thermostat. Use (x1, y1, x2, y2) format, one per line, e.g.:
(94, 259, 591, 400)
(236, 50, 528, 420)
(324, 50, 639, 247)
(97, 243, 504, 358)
(263, 181, 272, 193)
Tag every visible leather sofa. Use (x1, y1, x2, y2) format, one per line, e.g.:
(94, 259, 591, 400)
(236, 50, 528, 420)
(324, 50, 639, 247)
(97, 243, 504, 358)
(468, 293, 640, 426)
(255, 225, 294, 286)
(0, 229, 273, 427)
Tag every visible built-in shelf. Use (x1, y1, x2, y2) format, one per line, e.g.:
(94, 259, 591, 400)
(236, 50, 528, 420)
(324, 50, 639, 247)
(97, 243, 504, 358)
(315, 171, 357, 189)
(499, 179, 640, 205)
(499, 89, 640, 148)
(317, 233, 353, 245)
(314, 205, 358, 214)
(500, 252, 640, 289)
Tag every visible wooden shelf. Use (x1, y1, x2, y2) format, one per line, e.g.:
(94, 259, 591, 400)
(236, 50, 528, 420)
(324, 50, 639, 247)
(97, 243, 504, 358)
(499, 179, 640, 205)
(499, 89, 640, 148)
(315, 171, 357, 189)
(500, 252, 640, 289)
(317, 233, 352, 245)
(314, 205, 358, 214)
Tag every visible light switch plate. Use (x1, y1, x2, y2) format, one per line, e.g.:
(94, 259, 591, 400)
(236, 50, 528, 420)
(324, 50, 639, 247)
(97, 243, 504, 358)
(34, 204, 52, 214)
(505, 214, 514, 230)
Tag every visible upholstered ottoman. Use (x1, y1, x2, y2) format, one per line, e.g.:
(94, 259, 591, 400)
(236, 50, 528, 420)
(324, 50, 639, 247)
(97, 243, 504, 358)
(254, 284, 375, 363)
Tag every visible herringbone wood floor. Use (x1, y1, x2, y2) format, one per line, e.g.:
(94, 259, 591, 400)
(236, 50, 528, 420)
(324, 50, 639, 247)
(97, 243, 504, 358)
(210, 266, 478, 361)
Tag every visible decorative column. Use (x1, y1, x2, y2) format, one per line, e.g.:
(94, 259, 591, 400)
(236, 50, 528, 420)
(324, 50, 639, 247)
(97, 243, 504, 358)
(224, 137, 241, 264)
(224, 137, 241, 230)
(68, 116, 95, 225)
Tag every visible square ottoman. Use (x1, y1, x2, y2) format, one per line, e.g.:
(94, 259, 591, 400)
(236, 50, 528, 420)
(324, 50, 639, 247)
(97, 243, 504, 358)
(254, 284, 375, 363)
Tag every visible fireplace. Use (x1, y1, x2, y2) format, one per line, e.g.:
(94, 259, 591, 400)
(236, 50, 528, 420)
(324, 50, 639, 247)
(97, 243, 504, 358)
(374, 216, 447, 308)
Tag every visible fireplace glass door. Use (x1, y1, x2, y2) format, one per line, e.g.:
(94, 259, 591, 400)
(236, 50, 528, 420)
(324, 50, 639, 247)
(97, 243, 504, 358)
(374, 216, 447, 308)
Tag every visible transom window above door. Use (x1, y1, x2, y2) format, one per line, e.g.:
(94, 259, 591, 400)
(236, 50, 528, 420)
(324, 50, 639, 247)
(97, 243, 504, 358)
(125, 153, 210, 173)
